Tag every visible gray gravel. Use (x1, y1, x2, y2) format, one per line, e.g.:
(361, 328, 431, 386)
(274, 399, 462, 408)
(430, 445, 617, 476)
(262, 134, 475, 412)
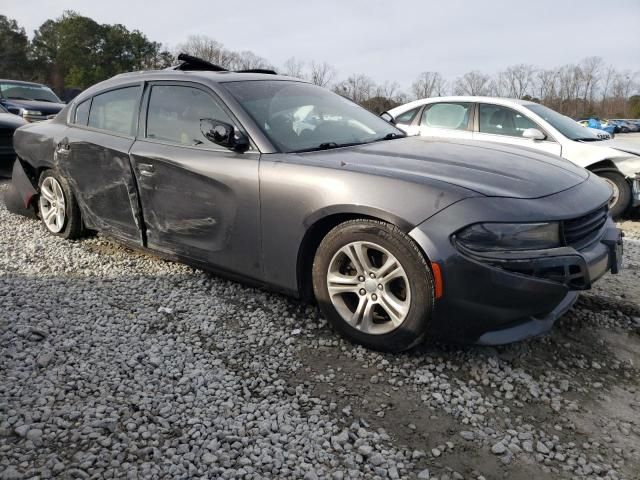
(1, 181, 639, 479)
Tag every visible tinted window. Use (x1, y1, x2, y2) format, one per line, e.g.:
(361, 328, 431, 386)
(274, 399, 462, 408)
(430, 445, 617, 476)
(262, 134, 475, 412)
(479, 104, 538, 137)
(223, 81, 402, 153)
(421, 103, 471, 130)
(146, 85, 233, 146)
(74, 99, 91, 125)
(88, 86, 140, 135)
(395, 107, 419, 125)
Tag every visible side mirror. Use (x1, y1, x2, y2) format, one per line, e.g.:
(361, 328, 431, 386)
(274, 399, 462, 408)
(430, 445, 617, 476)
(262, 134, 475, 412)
(522, 128, 546, 141)
(380, 112, 396, 124)
(200, 119, 250, 152)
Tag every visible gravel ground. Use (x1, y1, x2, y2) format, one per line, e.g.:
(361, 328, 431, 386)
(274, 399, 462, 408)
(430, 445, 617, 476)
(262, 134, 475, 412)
(1, 181, 639, 480)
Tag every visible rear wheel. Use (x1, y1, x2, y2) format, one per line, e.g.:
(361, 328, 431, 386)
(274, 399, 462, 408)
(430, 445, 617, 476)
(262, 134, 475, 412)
(312, 219, 434, 352)
(596, 171, 631, 220)
(38, 170, 84, 239)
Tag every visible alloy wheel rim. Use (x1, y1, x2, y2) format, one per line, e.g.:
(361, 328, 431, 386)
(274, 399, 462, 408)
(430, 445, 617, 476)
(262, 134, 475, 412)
(39, 177, 66, 233)
(326, 241, 411, 335)
(603, 178, 620, 210)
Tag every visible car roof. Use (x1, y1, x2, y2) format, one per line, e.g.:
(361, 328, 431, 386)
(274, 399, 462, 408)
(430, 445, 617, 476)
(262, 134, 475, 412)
(113, 69, 301, 84)
(0, 79, 49, 87)
(72, 69, 305, 104)
(389, 96, 537, 115)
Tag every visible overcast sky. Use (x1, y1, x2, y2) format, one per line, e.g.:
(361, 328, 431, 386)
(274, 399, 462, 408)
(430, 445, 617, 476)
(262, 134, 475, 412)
(5, 0, 640, 89)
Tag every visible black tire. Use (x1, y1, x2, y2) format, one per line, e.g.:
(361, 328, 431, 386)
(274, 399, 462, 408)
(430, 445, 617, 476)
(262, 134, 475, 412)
(596, 171, 631, 220)
(312, 219, 434, 352)
(38, 170, 84, 239)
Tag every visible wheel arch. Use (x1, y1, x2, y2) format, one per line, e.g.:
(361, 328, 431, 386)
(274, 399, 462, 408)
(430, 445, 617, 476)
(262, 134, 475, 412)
(586, 159, 624, 175)
(295, 206, 422, 301)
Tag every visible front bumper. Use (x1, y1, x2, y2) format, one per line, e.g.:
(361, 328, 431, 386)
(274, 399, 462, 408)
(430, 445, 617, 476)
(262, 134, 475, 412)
(631, 176, 640, 207)
(409, 183, 622, 345)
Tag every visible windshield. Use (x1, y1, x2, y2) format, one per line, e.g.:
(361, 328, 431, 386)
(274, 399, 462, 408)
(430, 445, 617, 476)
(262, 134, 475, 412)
(0, 82, 62, 103)
(223, 80, 403, 153)
(524, 103, 601, 141)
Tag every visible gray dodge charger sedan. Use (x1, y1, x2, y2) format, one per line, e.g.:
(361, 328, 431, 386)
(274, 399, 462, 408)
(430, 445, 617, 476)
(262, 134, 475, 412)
(6, 55, 624, 352)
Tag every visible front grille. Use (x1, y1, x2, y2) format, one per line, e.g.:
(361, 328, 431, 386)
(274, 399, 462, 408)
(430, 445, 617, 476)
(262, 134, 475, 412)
(562, 205, 608, 248)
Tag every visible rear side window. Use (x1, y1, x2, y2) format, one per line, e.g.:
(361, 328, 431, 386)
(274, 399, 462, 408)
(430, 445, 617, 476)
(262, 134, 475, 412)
(88, 86, 141, 136)
(395, 107, 419, 125)
(74, 99, 91, 125)
(479, 104, 538, 137)
(421, 103, 471, 130)
(146, 85, 233, 146)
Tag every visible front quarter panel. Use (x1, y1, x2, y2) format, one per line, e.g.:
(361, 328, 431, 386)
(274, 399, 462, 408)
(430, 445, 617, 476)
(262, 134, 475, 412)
(259, 153, 478, 294)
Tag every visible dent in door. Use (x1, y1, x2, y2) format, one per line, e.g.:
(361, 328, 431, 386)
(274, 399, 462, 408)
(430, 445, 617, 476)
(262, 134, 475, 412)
(137, 160, 237, 256)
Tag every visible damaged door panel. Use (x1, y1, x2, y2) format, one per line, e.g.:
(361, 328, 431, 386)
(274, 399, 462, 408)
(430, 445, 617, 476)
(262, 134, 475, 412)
(128, 81, 262, 278)
(129, 141, 261, 279)
(63, 128, 142, 244)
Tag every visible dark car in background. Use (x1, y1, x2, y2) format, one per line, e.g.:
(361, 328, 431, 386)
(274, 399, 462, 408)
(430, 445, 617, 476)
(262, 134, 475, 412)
(6, 56, 624, 352)
(0, 79, 65, 122)
(610, 119, 640, 133)
(0, 103, 27, 177)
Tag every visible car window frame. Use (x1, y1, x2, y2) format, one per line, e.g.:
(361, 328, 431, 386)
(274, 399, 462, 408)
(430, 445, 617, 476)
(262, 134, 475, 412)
(68, 83, 144, 139)
(138, 80, 258, 154)
(474, 103, 557, 143)
(419, 102, 474, 131)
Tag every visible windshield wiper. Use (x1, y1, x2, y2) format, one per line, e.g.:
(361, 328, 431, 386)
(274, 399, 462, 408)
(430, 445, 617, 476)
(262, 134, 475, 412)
(34, 98, 55, 103)
(371, 132, 406, 142)
(292, 141, 363, 153)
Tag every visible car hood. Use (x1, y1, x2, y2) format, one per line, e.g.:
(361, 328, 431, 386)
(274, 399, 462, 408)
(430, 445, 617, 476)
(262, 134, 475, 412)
(304, 137, 589, 199)
(2, 99, 65, 115)
(0, 112, 27, 128)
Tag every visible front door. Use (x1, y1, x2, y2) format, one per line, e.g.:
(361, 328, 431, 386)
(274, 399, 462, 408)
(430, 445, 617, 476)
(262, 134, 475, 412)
(62, 85, 143, 244)
(129, 82, 261, 278)
(473, 103, 562, 156)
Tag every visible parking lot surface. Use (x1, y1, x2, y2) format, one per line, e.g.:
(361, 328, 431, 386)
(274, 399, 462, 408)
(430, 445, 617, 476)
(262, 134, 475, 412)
(1, 181, 639, 480)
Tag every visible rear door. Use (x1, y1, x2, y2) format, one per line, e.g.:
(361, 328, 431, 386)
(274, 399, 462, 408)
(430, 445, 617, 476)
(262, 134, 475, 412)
(417, 102, 473, 140)
(129, 82, 261, 278)
(62, 85, 143, 244)
(473, 103, 562, 156)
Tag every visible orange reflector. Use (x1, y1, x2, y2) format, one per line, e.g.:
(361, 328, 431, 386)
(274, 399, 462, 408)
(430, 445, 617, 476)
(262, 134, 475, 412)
(431, 262, 443, 299)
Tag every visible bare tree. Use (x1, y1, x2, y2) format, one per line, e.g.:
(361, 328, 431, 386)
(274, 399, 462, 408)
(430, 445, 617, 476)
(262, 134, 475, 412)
(453, 71, 492, 96)
(228, 50, 272, 71)
(536, 69, 559, 104)
(411, 72, 446, 99)
(308, 61, 336, 87)
(600, 64, 617, 114)
(282, 57, 305, 79)
(333, 74, 375, 104)
(500, 64, 536, 98)
(176, 35, 234, 67)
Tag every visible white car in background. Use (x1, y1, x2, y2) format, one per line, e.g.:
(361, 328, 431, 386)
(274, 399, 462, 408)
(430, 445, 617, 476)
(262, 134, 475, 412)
(384, 97, 640, 218)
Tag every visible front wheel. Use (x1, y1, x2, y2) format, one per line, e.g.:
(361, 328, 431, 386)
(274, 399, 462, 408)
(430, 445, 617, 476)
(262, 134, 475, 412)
(597, 171, 631, 219)
(38, 170, 84, 239)
(312, 219, 435, 352)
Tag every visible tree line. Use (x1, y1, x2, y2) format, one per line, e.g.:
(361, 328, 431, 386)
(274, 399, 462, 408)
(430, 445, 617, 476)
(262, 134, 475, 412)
(1, 12, 638, 118)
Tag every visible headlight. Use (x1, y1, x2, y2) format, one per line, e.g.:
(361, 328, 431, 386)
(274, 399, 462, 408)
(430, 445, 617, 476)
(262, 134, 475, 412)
(455, 222, 561, 252)
(21, 109, 42, 116)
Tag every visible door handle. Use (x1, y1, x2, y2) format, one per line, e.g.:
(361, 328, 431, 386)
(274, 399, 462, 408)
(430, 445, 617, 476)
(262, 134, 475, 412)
(138, 163, 155, 177)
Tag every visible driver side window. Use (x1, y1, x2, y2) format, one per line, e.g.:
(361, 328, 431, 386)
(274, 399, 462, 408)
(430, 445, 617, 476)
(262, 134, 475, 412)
(479, 104, 538, 137)
(146, 85, 233, 146)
